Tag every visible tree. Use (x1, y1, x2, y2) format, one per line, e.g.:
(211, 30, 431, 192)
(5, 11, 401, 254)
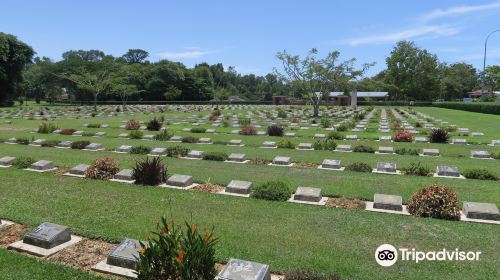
(385, 41, 440, 101)
(276, 48, 372, 117)
(22, 57, 61, 103)
(122, 49, 149, 64)
(0, 32, 35, 106)
(482, 65, 500, 92)
(440, 63, 478, 100)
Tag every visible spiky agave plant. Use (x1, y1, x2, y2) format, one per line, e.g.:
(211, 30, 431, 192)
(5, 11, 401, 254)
(133, 157, 167, 185)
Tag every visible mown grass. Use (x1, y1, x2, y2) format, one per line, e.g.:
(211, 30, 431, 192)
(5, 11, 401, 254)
(0, 169, 499, 280)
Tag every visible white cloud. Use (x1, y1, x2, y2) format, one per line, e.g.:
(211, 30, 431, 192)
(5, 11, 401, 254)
(346, 25, 459, 46)
(157, 50, 211, 59)
(458, 48, 500, 61)
(417, 1, 500, 22)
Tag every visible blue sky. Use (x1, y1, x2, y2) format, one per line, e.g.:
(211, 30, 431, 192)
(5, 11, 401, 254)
(2, 0, 500, 76)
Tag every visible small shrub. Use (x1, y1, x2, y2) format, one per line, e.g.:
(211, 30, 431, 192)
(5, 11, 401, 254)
(407, 184, 461, 221)
(277, 109, 287, 118)
(429, 128, 449, 143)
(284, 270, 342, 280)
(320, 117, 332, 128)
(395, 147, 419, 156)
(60, 128, 76, 135)
(313, 140, 337, 151)
(129, 130, 144, 139)
(353, 145, 375, 153)
(154, 130, 173, 141)
(238, 117, 251, 126)
(291, 117, 300, 123)
(240, 125, 257, 135)
(222, 119, 230, 127)
(16, 137, 30, 145)
(87, 123, 101, 128)
(277, 139, 296, 149)
(336, 124, 348, 131)
(71, 141, 91, 149)
(181, 136, 199, 143)
(267, 125, 284, 136)
(462, 169, 498, 180)
(130, 146, 151, 155)
(327, 131, 343, 140)
(136, 217, 217, 279)
(251, 180, 291, 201)
(132, 157, 167, 185)
(167, 145, 190, 157)
(401, 162, 431, 176)
(491, 151, 500, 159)
(12, 157, 35, 169)
(41, 140, 59, 148)
(202, 152, 228, 161)
(85, 157, 119, 180)
(37, 122, 58, 134)
(146, 118, 162, 131)
(191, 127, 206, 133)
(125, 119, 141, 130)
(392, 130, 413, 142)
(345, 162, 372, 172)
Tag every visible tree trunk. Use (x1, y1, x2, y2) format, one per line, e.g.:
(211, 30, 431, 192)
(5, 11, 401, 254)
(93, 95, 97, 112)
(313, 103, 319, 117)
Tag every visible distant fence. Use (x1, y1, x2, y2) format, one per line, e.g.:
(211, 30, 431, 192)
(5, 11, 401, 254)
(432, 102, 500, 115)
(53, 100, 274, 105)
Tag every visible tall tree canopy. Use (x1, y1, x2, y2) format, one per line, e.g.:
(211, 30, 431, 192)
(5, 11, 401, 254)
(0, 33, 34, 106)
(385, 41, 440, 101)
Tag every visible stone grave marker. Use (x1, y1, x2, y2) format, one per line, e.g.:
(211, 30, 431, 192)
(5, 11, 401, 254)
(106, 238, 141, 269)
(373, 194, 403, 211)
(422, 148, 439, 156)
(335, 144, 352, 152)
(113, 169, 134, 181)
(471, 150, 491, 159)
(376, 162, 397, 173)
(69, 164, 90, 176)
(298, 143, 313, 150)
(321, 159, 342, 170)
(272, 156, 291, 166)
(436, 166, 460, 177)
(463, 202, 500, 221)
(217, 258, 270, 280)
(166, 174, 193, 188)
(187, 150, 203, 159)
(116, 145, 132, 153)
(150, 148, 167, 156)
(293, 187, 321, 202)
(226, 180, 253, 195)
(0, 156, 16, 167)
(23, 223, 71, 249)
(84, 143, 103, 150)
(228, 153, 246, 162)
(377, 146, 394, 154)
(29, 160, 54, 171)
(261, 141, 276, 148)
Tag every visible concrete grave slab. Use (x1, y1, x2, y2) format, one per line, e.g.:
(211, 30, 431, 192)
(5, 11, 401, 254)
(64, 164, 90, 177)
(471, 150, 491, 159)
(462, 202, 500, 221)
(373, 162, 400, 175)
(373, 194, 403, 211)
(0, 156, 15, 167)
(186, 150, 203, 159)
(420, 148, 439, 157)
(162, 174, 196, 189)
(335, 144, 352, 152)
(115, 145, 132, 153)
(270, 156, 292, 166)
(217, 258, 271, 280)
(225, 153, 249, 163)
(224, 180, 253, 195)
(83, 143, 103, 151)
(149, 148, 167, 156)
(434, 165, 465, 179)
(56, 141, 72, 148)
(319, 159, 344, 171)
(26, 160, 56, 172)
(111, 169, 134, 183)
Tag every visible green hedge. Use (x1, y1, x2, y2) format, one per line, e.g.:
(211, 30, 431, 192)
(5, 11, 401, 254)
(432, 102, 500, 115)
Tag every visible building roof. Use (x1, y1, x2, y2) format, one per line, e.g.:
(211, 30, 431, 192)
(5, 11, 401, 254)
(317, 91, 388, 98)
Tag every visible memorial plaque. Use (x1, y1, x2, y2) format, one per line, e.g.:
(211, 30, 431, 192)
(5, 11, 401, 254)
(118, 133, 129, 138)
(187, 150, 203, 159)
(94, 132, 106, 137)
(23, 223, 71, 249)
(284, 132, 296, 137)
(376, 162, 397, 173)
(29, 160, 54, 170)
(106, 238, 141, 269)
(261, 141, 276, 148)
(198, 138, 212, 144)
(57, 141, 73, 148)
(217, 258, 271, 280)
(169, 136, 182, 142)
(166, 174, 193, 187)
(452, 139, 467, 145)
(336, 144, 351, 152)
(378, 146, 394, 154)
(143, 135, 155, 141)
(0, 156, 16, 167)
(491, 140, 500, 146)
(116, 145, 132, 153)
(150, 148, 167, 156)
(294, 187, 321, 202)
(72, 131, 83, 136)
(226, 180, 253, 195)
(298, 143, 312, 150)
(228, 140, 243, 146)
(373, 194, 403, 211)
(379, 136, 391, 142)
(471, 150, 490, 159)
(114, 169, 134, 181)
(422, 149, 439, 156)
(69, 164, 90, 175)
(321, 159, 341, 169)
(272, 156, 291, 165)
(228, 153, 246, 162)
(436, 166, 460, 177)
(314, 134, 326, 139)
(346, 135, 358, 140)
(84, 143, 102, 150)
(32, 139, 46, 146)
(463, 202, 500, 221)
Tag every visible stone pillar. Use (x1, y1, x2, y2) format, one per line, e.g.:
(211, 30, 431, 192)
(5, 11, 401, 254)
(351, 89, 357, 108)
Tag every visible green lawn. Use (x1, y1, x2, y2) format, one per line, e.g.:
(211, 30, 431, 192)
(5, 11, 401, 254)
(0, 169, 499, 280)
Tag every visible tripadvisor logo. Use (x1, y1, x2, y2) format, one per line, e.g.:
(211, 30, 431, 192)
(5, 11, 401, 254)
(375, 244, 482, 267)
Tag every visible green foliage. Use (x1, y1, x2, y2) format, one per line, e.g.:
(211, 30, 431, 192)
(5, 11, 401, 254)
(238, 116, 251, 126)
(353, 145, 375, 153)
(320, 117, 332, 128)
(82, 132, 94, 137)
(277, 109, 287, 118)
(16, 137, 30, 145)
(462, 169, 498, 181)
(202, 152, 228, 161)
(267, 125, 284, 136)
(429, 128, 449, 143)
(130, 145, 151, 155)
(60, 128, 76, 135)
(395, 147, 419, 156)
(41, 140, 59, 147)
(154, 130, 173, 141)
(167, 145, 190, 157)
(277, 139, 296, 149)
(251, 180, 291, 201)
(407, 184, 461, 221)
(181, 136, 199, 143)
(146, 118, 162, 131)
(132, 157, 167, 185)
(84, 157, 119, 180)
(345, 162, 372, 172)
(12, 156, 35, 169)
(336, 124, 348, 131)
(37, 122, 58, 134)
(327, 131, 343, 140)
(136, 217, 218, 280)
(125, 119, 141, 130)
(401, 162, 431, 176)
(129, 130, 144, 139)
(433, 102, 500, 115)
(492, 151, 500, 159)
(70, 141, 90, 149)
(87, 123, 101, 128)
(313, 140, 337, 151)
(191, 127, 206, 133)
